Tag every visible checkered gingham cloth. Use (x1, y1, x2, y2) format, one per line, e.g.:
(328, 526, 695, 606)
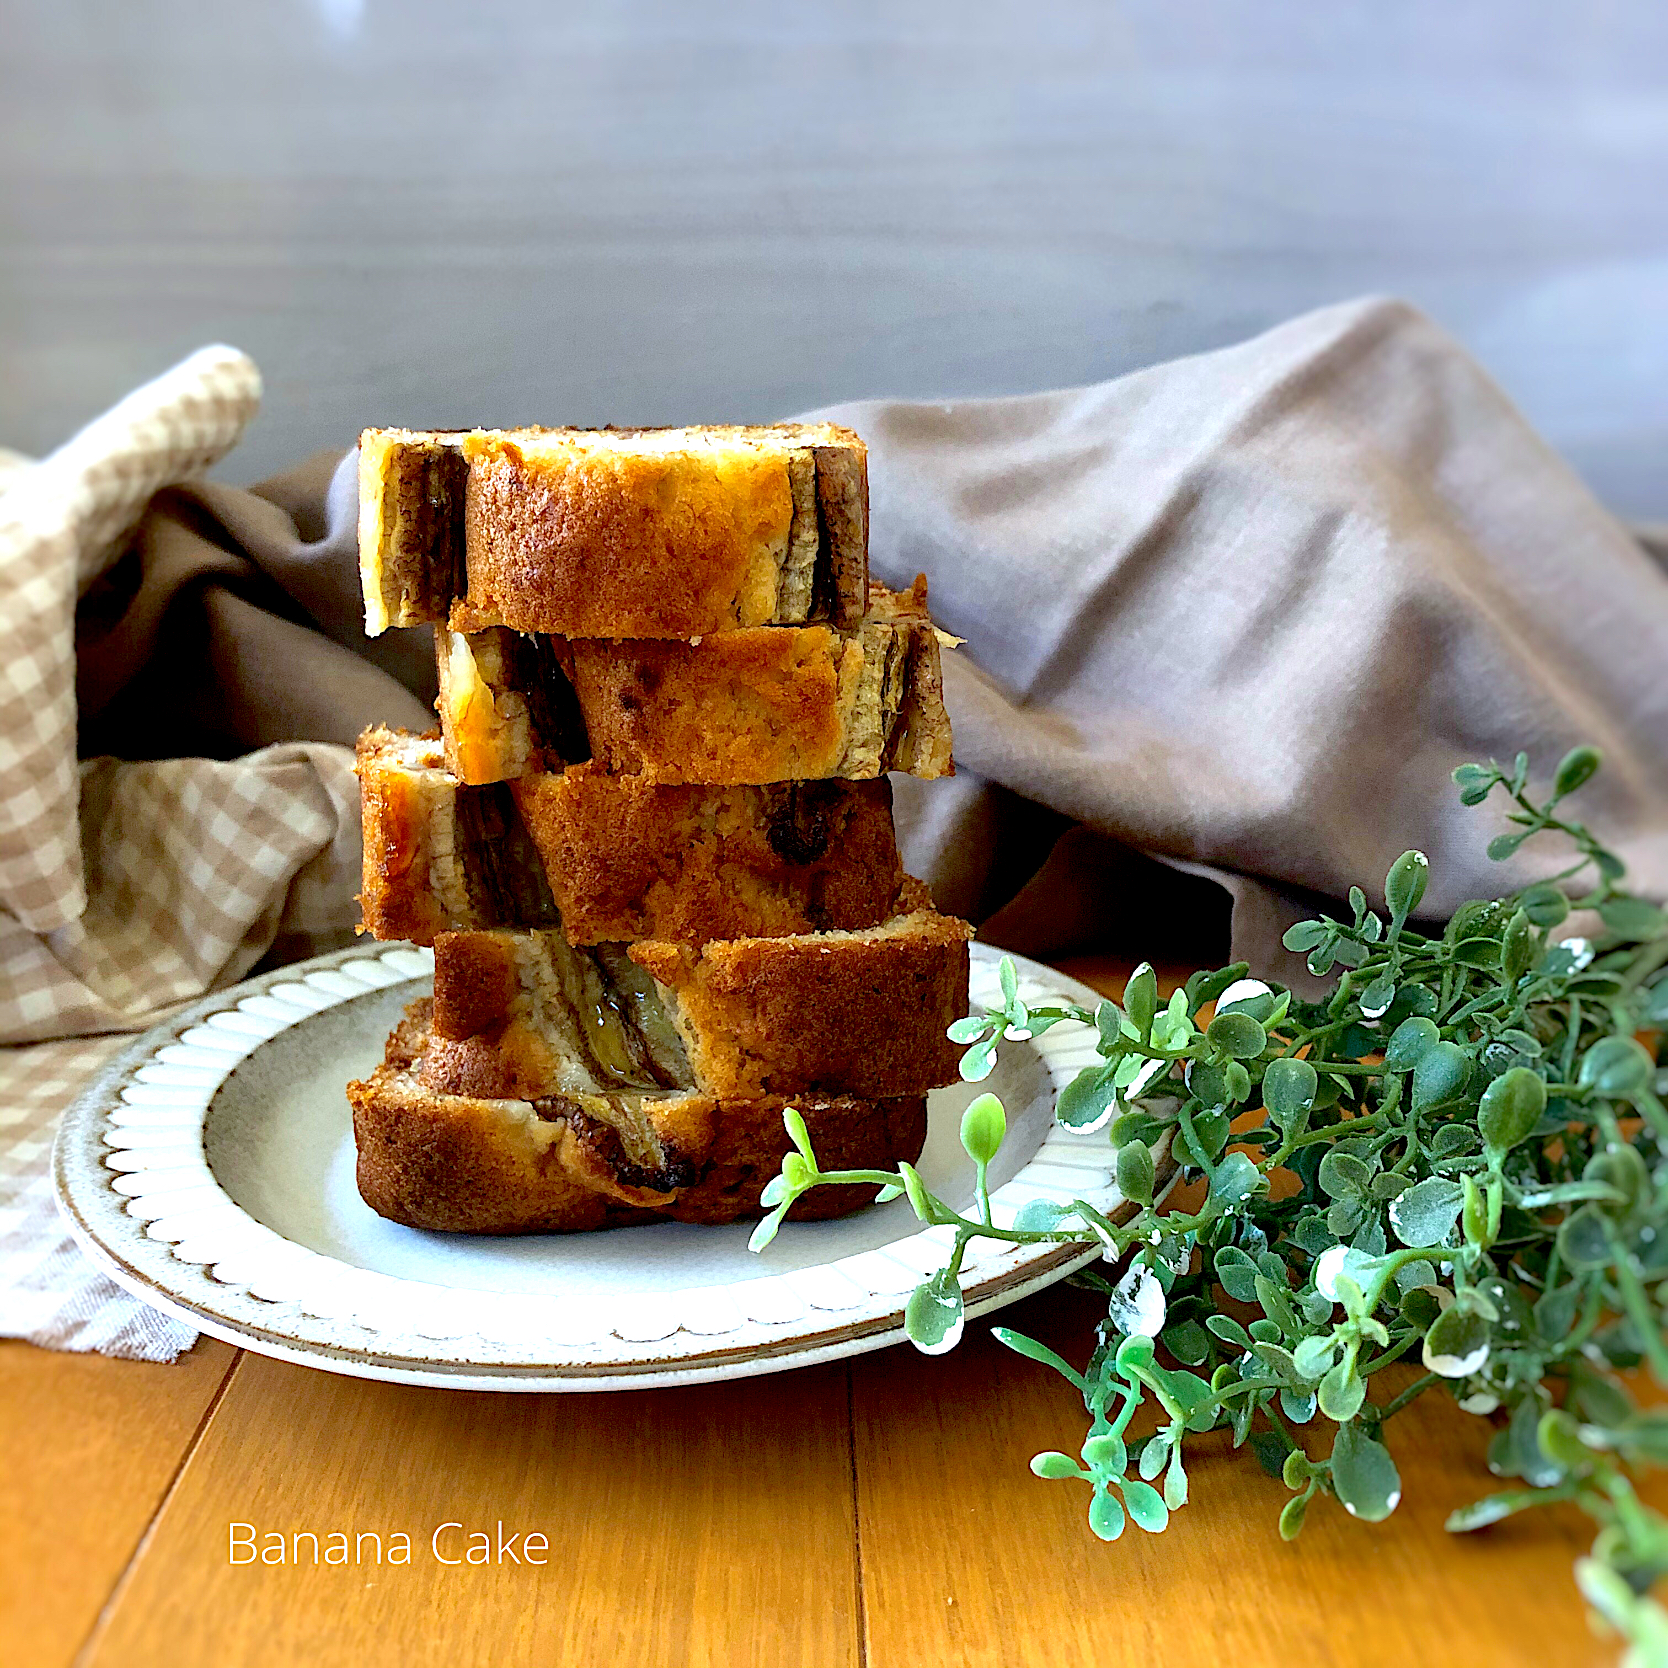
(0, 349, 363, 1359)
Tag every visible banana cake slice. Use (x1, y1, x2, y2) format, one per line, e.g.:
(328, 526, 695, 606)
(420, 879, 970, 1105)
(433, 578, 954, 787)
(349, 999, 926, 1233)
(357, 727, 905, 945)
(359, 423, 868, 640)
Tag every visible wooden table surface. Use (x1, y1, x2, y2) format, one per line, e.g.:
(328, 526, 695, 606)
(1, 952, 1653, 1668)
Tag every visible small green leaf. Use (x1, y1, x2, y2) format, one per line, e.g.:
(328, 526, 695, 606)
(1186, 1059, 1231, 1111)
(946, 1013, 992, 1045)
(1385, 850, 1430, 924)
(747, 1205, 790, 1253)
(1278, 1492, 1310, 1540)
(1552, 744, 1602, 799)
(1207, 1011, 1267, 1060)
(1163, 1450, 1189, 1510)
(1210, 1152, 1263, 1204)
(959, 1036, 997, 1082)
(1518, 883, 1569, 929)
(1452, 762, 1496, 806)
(1205, 1313, 1253, 1350)
(1330, 1424, 1402, 1522)
(1124, 963, 1158, 1042)
(1249, 1431, 1290, 1477)
(1641, 976, 1668, 1024)
(1556, 1205, 1612, 1271)
(1214, 1246, 1261, 1303)
(1138, 1436, 1169, 1481)
(1115, 1334, 1156, 1373)
(1056, 1066, 1120, 1131)
(1499, 909, 1537, 983)
(1012, 1197, 1075, 1232)
(1282, 920, 1330, 953)
(959, 1092, 1007, 1166)
(1121, 1478, 1170, 1533)
(1598, 896, 1668, 940)
(1088, 1488, 1126, 1541)
(1423, 1305, 1491, 1378)
(1282, 1449, 1313, 1489)
(1384, 1016, 1440, 1073)
(1446, 1490, 1558, 1532)
(1292, 1334, 1338, 1382)
(1081, 1433, 1127, 1474)
(1577, 1035, 1653, 1099)
(999, 957, 1019, 1005)
(1533, 1283, 1580, 1343)
(1318, 1150, 1373, 1200)
(1318, 1360, 1367, 1421)
(903, 1268, 964, 1355)
(1115, 1139, 1156, 1205)
(1162, 1319, 1212, 1366)
(1536, 1408, 1590, 1474)
(1389, 1177, 1464, 1247)
(783, 1108, 814, 1159)
(1183, 963, 1251, 1014)
(1262, 1056, 1318, 1129)
(1487, 832, 1528, 863)
(1030, 1451, 1081, 1480)
(1411, 1041, 1471, 1112)
(1478, 1067, 1546, 1155)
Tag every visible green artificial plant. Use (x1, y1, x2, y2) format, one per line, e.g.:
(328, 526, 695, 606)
(751, 747, 1668, 1666)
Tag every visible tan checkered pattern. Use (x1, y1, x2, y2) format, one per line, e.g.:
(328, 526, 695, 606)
(0, 347, 369, 1358)
(0, 1035, 197, 1359)
(0, 345, 260, 936)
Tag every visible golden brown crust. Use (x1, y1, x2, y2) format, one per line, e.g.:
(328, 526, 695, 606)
(348, 1003, 926, 1233)
(629, 900, 972, 1099)
(349, 1060, 649, 1234)
(358, 424, 869, 640)
(456, 430, 793, 638)
(356, 727, 452, 943)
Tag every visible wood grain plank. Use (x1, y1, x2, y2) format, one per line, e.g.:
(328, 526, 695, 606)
(83, 1351, 859, 1668)
(0, 1337, 238, 1668)
(851, 1281, 1648, 1667)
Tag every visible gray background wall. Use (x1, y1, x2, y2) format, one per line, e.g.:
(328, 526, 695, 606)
(3, 1, 1665, 515)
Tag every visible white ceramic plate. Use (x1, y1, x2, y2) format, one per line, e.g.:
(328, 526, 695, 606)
(55, 941, 1156, 1391)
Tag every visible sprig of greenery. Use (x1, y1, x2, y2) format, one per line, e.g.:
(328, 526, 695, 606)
(753, 747, 1668, 1665)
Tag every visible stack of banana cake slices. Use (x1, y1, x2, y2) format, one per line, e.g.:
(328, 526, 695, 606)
(348, 424, 972, 1234)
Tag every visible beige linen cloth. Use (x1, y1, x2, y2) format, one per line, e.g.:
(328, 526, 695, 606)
(3, 296, 1664, 1360)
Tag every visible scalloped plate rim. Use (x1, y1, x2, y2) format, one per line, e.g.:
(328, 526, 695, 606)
(53, 940, 1167, 1391)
